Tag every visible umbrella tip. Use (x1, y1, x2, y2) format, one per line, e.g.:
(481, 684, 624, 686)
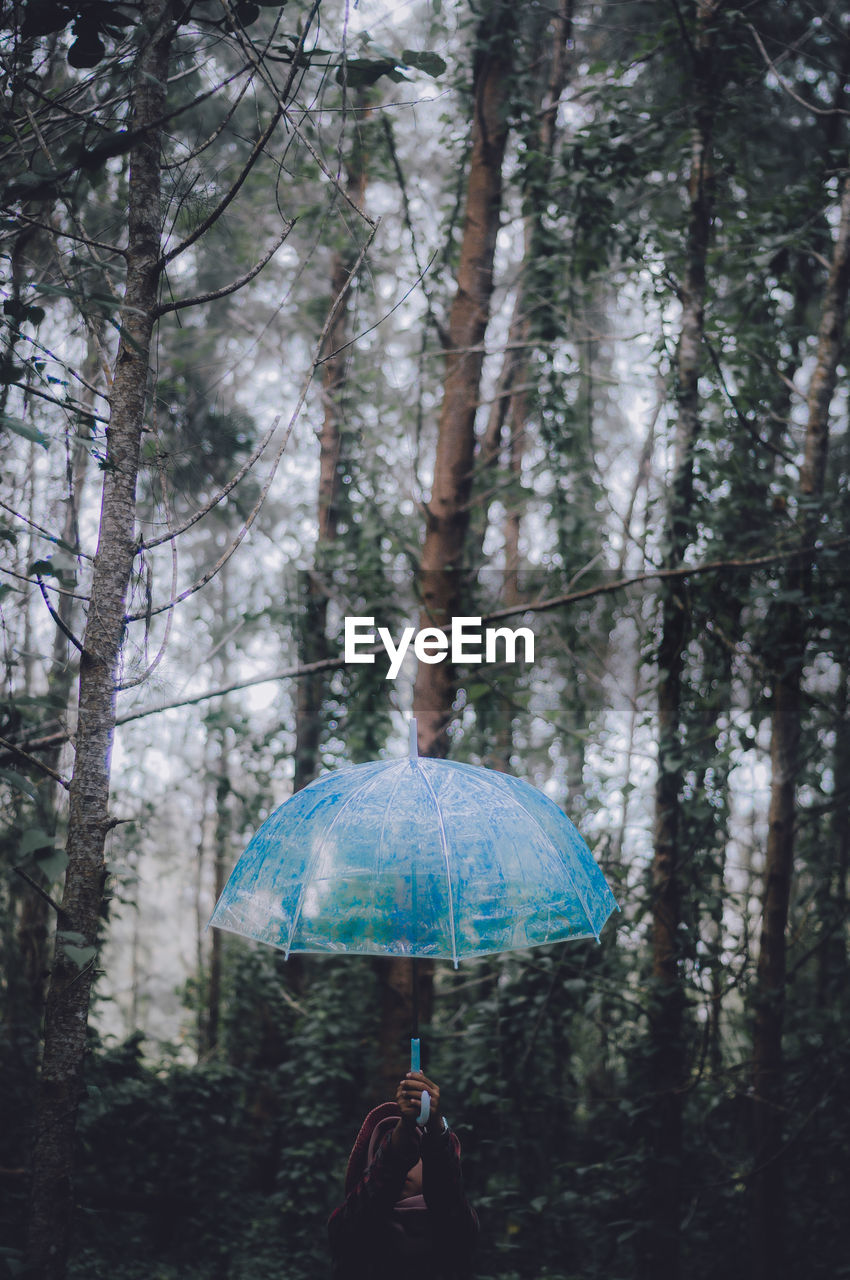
(409, 718, 418, 761)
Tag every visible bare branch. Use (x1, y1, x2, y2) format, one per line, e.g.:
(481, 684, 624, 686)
(11, 211, 125, 258)
(127, 219, 381, 621)
(315, 249, 438, 367)
(479, 535, 850, 625)
(36, 575, 85, 653)
(7, 535, 846, 757)
(0, 735, 70, 790)
(139, 415, 281, 551)
(703, 336, 796, 464)
(161, 109, 285, 264)
(221, 0, 377, 230)
(114, 651, 370, 724)
(20, 107, 119, 377)
(117, 451, 178, 691)
(282, 112, 379, 228)
(4, 382, 109, 425)
(155, 221, 294, 317)
(747, 22, 850, 118)
(5, 61, 258, 201)
(13, 866, 64, 916)
(0, 498, 93, 559)
(0, 566, 90, 601)
(17, 332, 110, 402)
(162, 2, 323, 266)
(163, 67, 256, 168)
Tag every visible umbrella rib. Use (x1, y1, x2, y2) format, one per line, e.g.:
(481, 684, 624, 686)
(283, 761, 396, 957)
(466, 767, 602, 940)
(375, 761, 409, 891)
(417, 763, 459, 968)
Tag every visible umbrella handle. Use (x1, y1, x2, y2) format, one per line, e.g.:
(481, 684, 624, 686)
(410, 1038, 431, 1127)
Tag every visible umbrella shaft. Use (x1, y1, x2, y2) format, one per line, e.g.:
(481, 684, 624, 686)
(411, 956, 419, 1041)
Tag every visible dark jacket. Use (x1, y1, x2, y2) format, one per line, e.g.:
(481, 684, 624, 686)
(328, 1117, 478, 1280)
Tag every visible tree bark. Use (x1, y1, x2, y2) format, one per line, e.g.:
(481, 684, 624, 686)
(16, 337, 94, 1028)
(293, 97, 371, 794)
(413, 0, 515, 759)
(473, 0, 573, 773)
(205, 736, 230, 1053)
(24, 6, 175, 1275)
(374, 1, 516, 1102)
(646, 6, 717, 1277)
(752, 167, 850, 1280)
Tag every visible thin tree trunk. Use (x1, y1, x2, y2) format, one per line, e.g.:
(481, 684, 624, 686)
(374, 1, 516, 1102)
(476, 0, 571, 774)
(24, 7, 175, 1275)
(752, 167, 850, 1280)
(413, 0, 515, 760)
(646, 7, 717, 1277)
(195, 748, 213, 1054)
(206, 733, 230, 1053)
(817, 664, 848, 1001)
(293, 99, 371, 794)
(16, 338, 94, 1027)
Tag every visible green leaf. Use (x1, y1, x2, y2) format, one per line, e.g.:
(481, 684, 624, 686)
(38, 282, 126, 312)
(35, 848, 69, 882)
(0, 769, 39, 801)
(67, 31, 105, 68)
(19, 827, 54, 857)
(29, 558, 59, 578)
(0, 361, 28, 385)
(63, 943, 97, 969)
(55, 931, 97, 969)
(0, 414, 49, 447)
(336, 57, 407, 87)
(22, 1, 73, 38)
(57, 930, 87, 946)
(400, 49, 446, 77)
(3, 300, 46, 325)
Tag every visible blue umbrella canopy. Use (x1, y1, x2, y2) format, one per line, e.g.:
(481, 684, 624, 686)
(210, 727, 617, 968)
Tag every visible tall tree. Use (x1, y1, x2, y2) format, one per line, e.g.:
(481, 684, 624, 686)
(24, 8, 179, 1273)
(293, 89, 372, 794)
(374, 0, 518, 1097)
(647, 3, 719, 1275)
(4, 3, 360, 1271)
(752, 167, 850, 1280)
(413, 0, 517, 759)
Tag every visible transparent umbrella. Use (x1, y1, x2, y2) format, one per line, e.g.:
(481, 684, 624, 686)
(210, 721, 617, 1121)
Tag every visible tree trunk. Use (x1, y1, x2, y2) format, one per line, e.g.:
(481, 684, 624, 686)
(16, 337, 94, 1029)
(818, 663, 849, 1002)
(24, 6, 175, 1275)
(646, 7, 717, 1277)
(206, 736, 230, 1054)
(752, 167, 850, 1280)
(475, 0, 573, 775)
(374, 1, 516, 1102)
(413, 0, 515, 759)
(293, 98, 371, 794)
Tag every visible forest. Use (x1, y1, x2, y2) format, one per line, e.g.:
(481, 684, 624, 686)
(1, 1, 848, 1278)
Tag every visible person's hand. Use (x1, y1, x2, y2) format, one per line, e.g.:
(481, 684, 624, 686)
(396, 1071, 442, 1129)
